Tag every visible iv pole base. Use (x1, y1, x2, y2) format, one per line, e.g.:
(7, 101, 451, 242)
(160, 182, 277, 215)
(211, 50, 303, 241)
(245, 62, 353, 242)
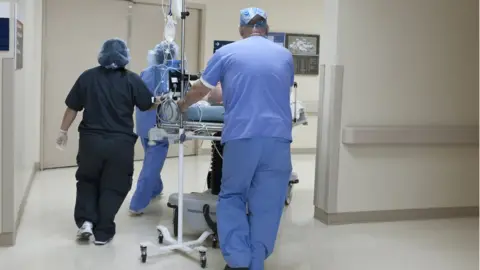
(139, 226, 212, 268)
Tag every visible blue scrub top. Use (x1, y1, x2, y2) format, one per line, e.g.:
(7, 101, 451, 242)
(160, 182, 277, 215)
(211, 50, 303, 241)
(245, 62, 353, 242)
(200, 36, 294, 143)
(136, 60, 181, 138)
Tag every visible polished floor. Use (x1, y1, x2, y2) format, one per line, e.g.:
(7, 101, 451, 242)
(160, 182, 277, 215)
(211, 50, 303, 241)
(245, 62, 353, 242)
(0, 154, 478, 270)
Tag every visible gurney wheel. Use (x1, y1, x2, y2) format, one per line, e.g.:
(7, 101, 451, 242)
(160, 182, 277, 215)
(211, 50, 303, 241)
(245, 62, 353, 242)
(158, 232, 164, 244)
(285, 183, 294, 206)
(211, 235, 218, 249)
(206, 171, 212, 189)
(200, 251, 207, 268)
(140, 245, 147, 263)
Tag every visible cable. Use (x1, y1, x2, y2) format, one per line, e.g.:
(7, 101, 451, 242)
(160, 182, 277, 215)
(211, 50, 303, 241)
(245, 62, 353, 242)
(195, 105, 223, 160)
(157, 95, 181, 124)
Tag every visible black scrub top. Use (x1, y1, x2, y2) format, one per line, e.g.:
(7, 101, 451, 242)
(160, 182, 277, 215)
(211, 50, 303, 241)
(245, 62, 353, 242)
(65, 66, 153, 139)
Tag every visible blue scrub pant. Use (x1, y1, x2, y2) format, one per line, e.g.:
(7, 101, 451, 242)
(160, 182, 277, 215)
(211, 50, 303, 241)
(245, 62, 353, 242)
(217, 138, 292, 270)
(129, 137, 169, 212)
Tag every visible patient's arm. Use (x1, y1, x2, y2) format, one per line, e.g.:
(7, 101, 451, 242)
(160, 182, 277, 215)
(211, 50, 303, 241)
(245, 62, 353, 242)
(178, 80, 211, 111)
(208, 83, 223, 104)
(204, 83, 223, 104)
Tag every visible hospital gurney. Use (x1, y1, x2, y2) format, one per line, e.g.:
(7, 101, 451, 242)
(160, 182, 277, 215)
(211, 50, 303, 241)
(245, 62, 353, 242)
(150, 82, 307, 248)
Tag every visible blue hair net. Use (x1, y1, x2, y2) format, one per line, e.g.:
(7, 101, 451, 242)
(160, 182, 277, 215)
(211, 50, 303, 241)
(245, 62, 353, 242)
(97, 38, 130, 69)
(147, 41, 179, 66)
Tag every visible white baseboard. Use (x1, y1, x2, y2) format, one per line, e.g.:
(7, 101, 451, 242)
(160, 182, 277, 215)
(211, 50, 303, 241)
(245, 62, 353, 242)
(314, 206, 479, 225)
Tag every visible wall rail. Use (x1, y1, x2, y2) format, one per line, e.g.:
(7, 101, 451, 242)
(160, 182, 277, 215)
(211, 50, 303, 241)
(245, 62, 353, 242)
(342, 126, 479, 145)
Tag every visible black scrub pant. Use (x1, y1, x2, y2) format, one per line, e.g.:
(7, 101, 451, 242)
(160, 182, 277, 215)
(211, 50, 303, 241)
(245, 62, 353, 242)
(74, 133, 136, 242)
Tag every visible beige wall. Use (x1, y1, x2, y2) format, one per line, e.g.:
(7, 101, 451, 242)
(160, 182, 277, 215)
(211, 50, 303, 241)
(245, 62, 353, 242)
(0, 0, 19, 236)
(316, 0, 479, 222)
(0, 0, 14, 241)
(13, 0, 42, 220)
(0, 0, 42, 245)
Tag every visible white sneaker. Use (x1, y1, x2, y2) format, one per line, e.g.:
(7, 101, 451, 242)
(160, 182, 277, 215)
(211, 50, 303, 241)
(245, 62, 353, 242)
(94, 238, 113, 246)
(129, 209, 145, 216)
(77, 221, 93, 241)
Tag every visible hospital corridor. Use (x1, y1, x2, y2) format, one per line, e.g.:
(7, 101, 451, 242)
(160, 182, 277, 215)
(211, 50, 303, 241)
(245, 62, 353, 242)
(0, 0, 479, 269)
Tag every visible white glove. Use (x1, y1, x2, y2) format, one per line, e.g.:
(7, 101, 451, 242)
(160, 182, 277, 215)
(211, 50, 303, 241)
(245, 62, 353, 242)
(56, 130, 68, 151)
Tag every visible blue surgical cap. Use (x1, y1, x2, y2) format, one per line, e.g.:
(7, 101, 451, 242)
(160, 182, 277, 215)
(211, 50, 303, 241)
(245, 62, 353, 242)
(97, 38, 130, 69)
(147, 41, 179, 66)
(240, 7, 267, 27)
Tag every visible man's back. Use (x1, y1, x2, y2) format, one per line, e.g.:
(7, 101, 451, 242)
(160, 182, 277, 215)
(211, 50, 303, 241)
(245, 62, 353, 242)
(66, 66, 152, 139)
(218, 36, 294, 143)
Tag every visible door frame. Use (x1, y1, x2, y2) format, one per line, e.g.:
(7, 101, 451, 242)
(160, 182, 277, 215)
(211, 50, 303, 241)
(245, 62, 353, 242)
(39, 0, 207, 170)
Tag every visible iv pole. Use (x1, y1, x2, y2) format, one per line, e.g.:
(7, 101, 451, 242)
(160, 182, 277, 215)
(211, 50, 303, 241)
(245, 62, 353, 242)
(139, 0, 212, 268)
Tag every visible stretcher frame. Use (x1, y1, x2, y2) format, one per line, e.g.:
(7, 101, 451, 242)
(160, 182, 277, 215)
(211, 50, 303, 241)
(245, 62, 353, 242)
(138, 1, 307, 267)
(159, 109, 307, 140)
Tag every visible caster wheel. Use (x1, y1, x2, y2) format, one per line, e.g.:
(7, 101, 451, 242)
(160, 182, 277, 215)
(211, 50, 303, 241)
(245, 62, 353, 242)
(158, 233, 164, 244)
(200, 251, 207, 268)
(140, 245, 147, 263)
(207, 171, 212, 189)
(285, 184, 293, 206)
(212, 235, 218, 249)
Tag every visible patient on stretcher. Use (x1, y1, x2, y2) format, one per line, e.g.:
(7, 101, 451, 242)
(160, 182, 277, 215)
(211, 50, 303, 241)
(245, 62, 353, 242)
(187, 82, 224, 122)
(186, 82, 305, 123)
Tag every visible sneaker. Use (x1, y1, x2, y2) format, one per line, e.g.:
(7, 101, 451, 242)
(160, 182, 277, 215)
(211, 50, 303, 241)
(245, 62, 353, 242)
(76, 221, 93, 241)
(94, 238, 113, 246)
(129, 209, 144, 216)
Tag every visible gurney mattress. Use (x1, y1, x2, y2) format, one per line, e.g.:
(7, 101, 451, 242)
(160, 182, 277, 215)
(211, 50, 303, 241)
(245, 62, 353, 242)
(187, 106, 225, 122)
(186, 104, 305, 123)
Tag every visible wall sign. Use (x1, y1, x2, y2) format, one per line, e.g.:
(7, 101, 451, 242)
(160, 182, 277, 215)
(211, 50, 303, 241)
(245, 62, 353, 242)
(0, 18, 9, 51)
(16, 20, 23, 69)
(213, 40, 234, 53)
(267, 32, 286, 47)
(285, 33, 320, 75)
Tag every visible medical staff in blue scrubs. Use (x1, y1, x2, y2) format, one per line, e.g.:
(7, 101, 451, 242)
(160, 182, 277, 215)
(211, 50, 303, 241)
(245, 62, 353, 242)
(177, 8, 294, 270)
(129, 41, 179, 215)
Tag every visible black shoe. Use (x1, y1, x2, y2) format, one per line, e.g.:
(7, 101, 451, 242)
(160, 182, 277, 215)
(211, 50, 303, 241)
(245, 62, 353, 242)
(224, 266, 248, 270)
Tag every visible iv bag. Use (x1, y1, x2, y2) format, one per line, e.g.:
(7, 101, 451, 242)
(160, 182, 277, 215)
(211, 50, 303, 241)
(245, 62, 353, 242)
(164, 15, 176, 43)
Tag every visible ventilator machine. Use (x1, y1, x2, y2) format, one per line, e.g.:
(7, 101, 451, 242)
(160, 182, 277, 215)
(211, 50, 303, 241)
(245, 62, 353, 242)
(138, 0, 308, 267)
